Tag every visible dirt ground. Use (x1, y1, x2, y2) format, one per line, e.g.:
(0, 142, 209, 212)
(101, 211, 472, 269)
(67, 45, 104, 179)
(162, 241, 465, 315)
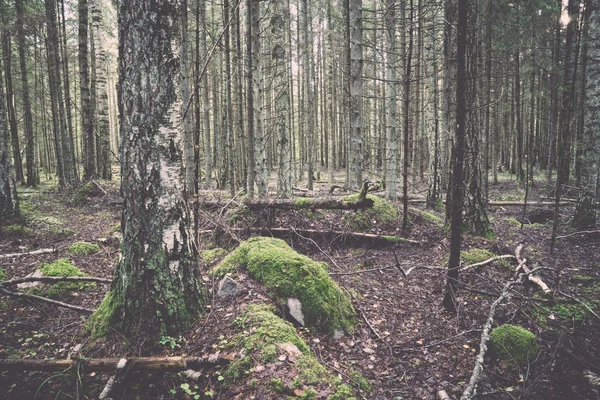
(0, 171, 599, 399)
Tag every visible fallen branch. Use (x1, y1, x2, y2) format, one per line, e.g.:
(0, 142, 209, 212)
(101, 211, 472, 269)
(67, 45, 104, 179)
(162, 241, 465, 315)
(0, 286, 95, 313)
(1, 276, 111, 286)
(199, 227, 419, 248)
(200, 195, 374, 211)
(515, 244, 552, 295)
(460, 254, 516, 272)
(99, 358, 128, 400)
(0, 248, 56, 259)
(554, 230, 600, 240)
(0, 356, 229, 372)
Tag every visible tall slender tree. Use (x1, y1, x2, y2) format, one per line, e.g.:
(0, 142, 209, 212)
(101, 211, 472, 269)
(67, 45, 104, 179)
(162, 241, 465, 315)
(0, 48, 18, 219)
(79, 0, 95, 180)
(348, 0, 363, 191)
(384, 0, 397, 201)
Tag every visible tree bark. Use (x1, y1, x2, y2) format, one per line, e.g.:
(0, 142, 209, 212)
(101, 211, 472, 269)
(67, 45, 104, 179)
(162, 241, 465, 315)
(0, 48, 19, 218)
(384, 0, 397, 201)
(348, 0, 363, 191)
(79, 0, 95, 180)
(90, 0, 205, 349)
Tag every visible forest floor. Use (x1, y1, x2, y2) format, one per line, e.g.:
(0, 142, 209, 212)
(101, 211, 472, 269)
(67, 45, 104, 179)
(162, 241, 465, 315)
(0, 170, 599, 400)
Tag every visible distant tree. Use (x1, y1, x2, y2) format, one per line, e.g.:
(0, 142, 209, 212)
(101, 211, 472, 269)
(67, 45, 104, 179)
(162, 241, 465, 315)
(384, 0, 397, 201)
(79, 0, 95, 180)
(348, 0, 363, 191)
(88, 0, 205, 347)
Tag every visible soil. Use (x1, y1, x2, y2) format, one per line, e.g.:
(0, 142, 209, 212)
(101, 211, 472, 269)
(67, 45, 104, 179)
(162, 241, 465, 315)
(0, 172, 599, 400)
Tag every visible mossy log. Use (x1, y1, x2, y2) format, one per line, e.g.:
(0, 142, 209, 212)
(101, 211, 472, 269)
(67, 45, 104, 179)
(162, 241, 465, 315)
(199, 227, 419, 247)
(0, 356, 227, 372)
(199, 196, 374, 211)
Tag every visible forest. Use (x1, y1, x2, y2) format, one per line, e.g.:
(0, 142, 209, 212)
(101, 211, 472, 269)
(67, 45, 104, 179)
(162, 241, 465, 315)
(0, 0, 599, 398)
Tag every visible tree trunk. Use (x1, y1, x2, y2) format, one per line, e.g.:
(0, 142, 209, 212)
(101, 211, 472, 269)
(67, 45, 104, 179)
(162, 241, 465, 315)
(15, 0, 38, 187)
(181, 0, 194, 194)
(402, 0, 414, 233)
(443, 0, 467, 313)
(250, 0, 266, 196)
(348, 0, 363, 191)
(384, 0, 397, 201)
(573, 1, 599, 228)
(90, 0, 111, 180)
(88, 0, 205, 349)
(1, 31, 24, 184)
(303, 0, 314, 191)
(79, 0, 95, 180)
(0, 48, 19, 218)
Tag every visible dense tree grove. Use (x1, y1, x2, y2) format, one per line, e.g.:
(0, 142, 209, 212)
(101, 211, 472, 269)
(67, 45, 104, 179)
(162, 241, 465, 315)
(0, 0, 598, 340)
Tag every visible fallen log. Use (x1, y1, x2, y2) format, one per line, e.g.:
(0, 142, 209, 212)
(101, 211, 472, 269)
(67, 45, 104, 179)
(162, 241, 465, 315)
(0, 248, 56, 259)
(0, 356, 228, 373)
(99, 358, 128, 400)
(199, 227, 419, 247)
(200, 195, 373, 211)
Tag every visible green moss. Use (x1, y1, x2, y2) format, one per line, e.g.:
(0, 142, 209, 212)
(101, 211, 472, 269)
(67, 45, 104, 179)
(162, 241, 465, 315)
(489, 324, 539, 366)
(74, 182, 95, 204)
(418, 210, 444, 226)
(330, 384, 355, 400)
(212, 237, 355, 333)
(200, 248, 228, 263)
(85, 290, 122, 338)
(270, 378, 284, 393)
(294, 198, 312, 208)
(505, 217, 522, 228)
(349, 369, 372, 393)
(451, 248, 511, 269)
(296, 355, 328, 385)
(38, 259, 93, 297)
(342, 194, 398, 230)
(69, 242, 100, 256)
(0, 268, 6, 282)
(2, 225, 31, 236)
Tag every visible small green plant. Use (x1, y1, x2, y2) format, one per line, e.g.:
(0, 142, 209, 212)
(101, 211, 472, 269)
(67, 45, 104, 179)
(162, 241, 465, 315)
(68, 242, 100, 256)
(2, 225, 31, 236)
(158, 335, 183, 350)
(200, 248, 228, 263)
(0, 268, 6, 282)
(180, 383, 201, 399)
(489, 324, 539, 366)
(270, 378, 284, 393)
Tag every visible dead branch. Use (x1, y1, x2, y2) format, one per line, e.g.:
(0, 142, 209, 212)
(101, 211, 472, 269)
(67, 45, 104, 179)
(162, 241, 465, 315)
(554, 230, 600, 239)
(0, 286, 95, 313)
(0, 356, 229, 373)
(360, 308, 382, 341)
(1, 276, 111, 286)
(99, 358, 128, 400)
(460, 254, 516, 272)
(90, 180, 107, 197)
(0, 248, 56, 259)
(329, 265, 398, 276)
(437, 390, 451, 400)
(514, 244, 551, 295)
(461, 279, 515, 400)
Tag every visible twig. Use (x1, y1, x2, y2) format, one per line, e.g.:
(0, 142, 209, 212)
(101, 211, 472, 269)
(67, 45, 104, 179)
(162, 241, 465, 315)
(558, 291, 600, 322)
(359, 309, 382, 341)
(329, 265, 397, 276)
(0, 248, 56, 259)
(0, 286, 95, 313)
(290, 226, 341, 270)
(460, 254, 516, 272)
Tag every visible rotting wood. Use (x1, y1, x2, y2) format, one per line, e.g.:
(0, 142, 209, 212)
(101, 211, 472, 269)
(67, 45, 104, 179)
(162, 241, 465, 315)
(0, 356, 229, 372)
(99, 358, 128, 400)
(199, 195, 374, 211)
(199, 227, 420, 247)
(0, 248, 56, 259)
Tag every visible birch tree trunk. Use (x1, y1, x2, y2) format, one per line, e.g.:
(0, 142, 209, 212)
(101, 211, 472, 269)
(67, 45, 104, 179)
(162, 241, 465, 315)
(573, 2, 599, 228)
(384, 0, 397, 200)
(90, 0, 111, 180)
(303, 0, 314, 191)
(348, 0, 363, 191)
(0, 51, 19, 218)
(88, 0, 205, 348)
(251, 0, 267, 196)
(181, 0, 194, 194)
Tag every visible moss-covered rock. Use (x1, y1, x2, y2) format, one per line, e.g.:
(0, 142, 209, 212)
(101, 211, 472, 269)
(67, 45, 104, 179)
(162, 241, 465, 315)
(225, 304, 362, 398)
(342, 194, 398, 230)
(69, 241, 100, 256)
(489, 324, 539, 366)
(200, 248, 228, 264)
(418, 209, 444, 226)
(38, 259, 94, 298)
(212, 237, 355, 334)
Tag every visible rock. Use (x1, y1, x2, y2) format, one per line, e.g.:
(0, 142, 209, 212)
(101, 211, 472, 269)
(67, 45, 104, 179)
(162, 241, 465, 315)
(333, 330, 344, 340)
(16, 270, 45, 289)
(286, 298, 305, 326)
(217, 276, 239, 299)
(277, 342, 302, 361)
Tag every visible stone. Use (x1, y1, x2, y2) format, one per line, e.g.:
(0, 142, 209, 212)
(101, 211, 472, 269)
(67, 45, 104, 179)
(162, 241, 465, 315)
(217, 276, 239, 299)
(286, 298, 305, 326)
(16, 270, 45, 289)
(277, 342, 302, 361)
